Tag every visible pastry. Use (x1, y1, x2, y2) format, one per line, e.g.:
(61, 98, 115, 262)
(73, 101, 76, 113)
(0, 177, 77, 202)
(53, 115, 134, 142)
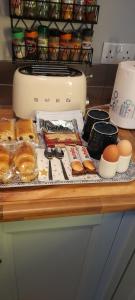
(13, 142, 38, 182)
(0, 119, 15, 141)
(0, 145, 12, 183)
(71, 161, 84, 174)
(83, 160, 96, 173)
(16, 119, 36, 141)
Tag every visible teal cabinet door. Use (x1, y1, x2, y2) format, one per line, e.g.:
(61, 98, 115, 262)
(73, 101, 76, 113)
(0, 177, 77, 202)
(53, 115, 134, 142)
(95, 211, 135, 300)
(0, 213, 122, 300)
(113, 251, 135, 300)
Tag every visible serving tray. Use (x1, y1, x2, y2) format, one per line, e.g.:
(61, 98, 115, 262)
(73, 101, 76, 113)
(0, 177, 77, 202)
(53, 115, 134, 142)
(0, 148, 135, 189)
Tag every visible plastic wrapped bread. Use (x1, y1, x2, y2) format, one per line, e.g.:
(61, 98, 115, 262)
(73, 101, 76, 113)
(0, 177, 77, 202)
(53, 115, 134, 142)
(13, 142, 38, 182)
(0, 145, 13, 183)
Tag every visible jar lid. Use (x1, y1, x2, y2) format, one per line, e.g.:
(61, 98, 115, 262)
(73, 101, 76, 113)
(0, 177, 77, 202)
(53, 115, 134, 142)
(82, 28, 93, 37)
(25, 30, 38, 38)
(49, 29, 60, 37)
(72, 31, 82, 39)
(60, 32, 72, 40)
(38, 25, 48, 36)
(12, 28, 24, 39)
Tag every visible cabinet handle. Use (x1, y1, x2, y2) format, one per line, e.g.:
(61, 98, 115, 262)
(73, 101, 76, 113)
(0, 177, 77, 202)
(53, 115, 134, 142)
(0, 259, 2, 263)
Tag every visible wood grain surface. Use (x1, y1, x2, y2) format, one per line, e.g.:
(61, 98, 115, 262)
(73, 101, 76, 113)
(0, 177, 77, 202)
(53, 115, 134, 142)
(0, 107, 135, 222)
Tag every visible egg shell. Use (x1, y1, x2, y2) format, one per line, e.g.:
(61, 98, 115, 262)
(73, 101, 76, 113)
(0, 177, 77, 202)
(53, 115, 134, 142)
(103, 144, 119, 162)
(117, 140, 132, 156)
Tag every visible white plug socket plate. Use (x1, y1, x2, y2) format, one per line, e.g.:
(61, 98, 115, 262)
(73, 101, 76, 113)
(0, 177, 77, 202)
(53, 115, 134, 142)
(101, 42, 135, 64)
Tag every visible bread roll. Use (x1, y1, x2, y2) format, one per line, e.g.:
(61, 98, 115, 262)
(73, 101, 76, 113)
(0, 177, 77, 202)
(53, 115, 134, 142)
(0, 145, 12, 183)
(20, 172, 38, 183)
(0, 119, 15, 141)
(14, 142, 37, 182)
(14, 142, 35, 166)
(16, 119, 36, 141)
(17, 157, 35, 174)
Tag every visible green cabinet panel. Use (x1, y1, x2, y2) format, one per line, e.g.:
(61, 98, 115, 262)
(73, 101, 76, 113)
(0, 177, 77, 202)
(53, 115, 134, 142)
(0, 213, 122, 300)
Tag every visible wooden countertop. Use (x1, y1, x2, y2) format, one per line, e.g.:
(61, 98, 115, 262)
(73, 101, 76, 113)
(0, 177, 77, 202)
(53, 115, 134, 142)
(0, 107, 135, 222)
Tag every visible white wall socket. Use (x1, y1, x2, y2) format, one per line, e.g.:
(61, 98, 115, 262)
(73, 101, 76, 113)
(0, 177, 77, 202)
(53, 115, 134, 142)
(101, 42, 135, 64)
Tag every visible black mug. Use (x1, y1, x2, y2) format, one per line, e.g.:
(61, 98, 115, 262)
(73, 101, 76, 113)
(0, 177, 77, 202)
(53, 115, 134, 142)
(82, 109, 110, 142)
(87, 121, 118, 160)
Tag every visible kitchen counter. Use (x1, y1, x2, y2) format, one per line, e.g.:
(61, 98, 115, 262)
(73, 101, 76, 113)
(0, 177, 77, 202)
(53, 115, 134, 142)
(0, 107, 135, 222)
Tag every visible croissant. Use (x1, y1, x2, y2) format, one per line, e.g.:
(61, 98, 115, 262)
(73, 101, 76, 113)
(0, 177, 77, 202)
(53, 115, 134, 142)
(13, 142, 37, 182)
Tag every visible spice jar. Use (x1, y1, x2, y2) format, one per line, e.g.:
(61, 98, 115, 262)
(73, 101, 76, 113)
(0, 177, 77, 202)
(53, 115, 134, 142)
(70, 31, 82, 62)
(74, 0, 85, 21)
(12, 28, 25, 59)
(59, 32, 72, 61)
(37, 0, 49, 18)
(49, 0, 61, 19)
(11, 0, 23, 16)
(62, 0, 74, 20)
(25, 30, 38, 60)
(80, 28, 93, 62)
(38, 25, 48, 60)
(85, 0, 97, 22)
(48, 29, 60, 61)
(24, 0, 37, 17)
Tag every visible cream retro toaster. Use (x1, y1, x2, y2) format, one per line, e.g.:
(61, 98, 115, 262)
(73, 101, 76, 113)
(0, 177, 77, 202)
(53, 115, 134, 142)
(12, 64, 87, 119)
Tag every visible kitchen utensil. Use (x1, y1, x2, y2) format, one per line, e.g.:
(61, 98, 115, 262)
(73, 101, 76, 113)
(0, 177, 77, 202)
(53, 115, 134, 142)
(12, 64, 86, 119)
(44, 147, 54, 180)
(54, 147, 69, 180)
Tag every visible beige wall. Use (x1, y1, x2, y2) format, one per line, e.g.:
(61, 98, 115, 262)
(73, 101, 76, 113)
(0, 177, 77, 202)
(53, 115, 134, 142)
(0, 2, 11, 60)
(93, 0, 135, 62)
(0, 0, 135, 62)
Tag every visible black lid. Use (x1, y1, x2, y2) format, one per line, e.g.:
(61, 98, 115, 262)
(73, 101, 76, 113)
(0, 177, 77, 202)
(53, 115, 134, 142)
(49, 28, 60, 37)
(72, 30, 82, 39)
(82, 28, 94, 37)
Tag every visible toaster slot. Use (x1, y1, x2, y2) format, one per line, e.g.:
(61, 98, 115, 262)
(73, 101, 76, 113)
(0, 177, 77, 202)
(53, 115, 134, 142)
(19, 64, 82, 77)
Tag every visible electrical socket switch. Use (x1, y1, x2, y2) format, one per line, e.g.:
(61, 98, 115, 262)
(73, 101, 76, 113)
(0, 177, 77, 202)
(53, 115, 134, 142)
(101, 42, 135, 64)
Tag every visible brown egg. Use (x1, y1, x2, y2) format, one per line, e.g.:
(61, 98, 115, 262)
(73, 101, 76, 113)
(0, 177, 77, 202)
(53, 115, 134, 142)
(117, 140, 132, 156)
(103, 144, 119, 162)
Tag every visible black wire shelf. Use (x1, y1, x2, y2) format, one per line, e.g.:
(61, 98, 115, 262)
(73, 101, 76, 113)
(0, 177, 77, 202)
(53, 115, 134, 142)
(9, 1, 100, 25)
(12, 45, 93, 64)
(9, 0, 99, 65)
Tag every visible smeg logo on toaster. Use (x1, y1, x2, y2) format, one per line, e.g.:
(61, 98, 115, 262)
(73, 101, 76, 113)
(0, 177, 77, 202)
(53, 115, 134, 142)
(66, 98, 71, 102)
(33, 98, 50, 103)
